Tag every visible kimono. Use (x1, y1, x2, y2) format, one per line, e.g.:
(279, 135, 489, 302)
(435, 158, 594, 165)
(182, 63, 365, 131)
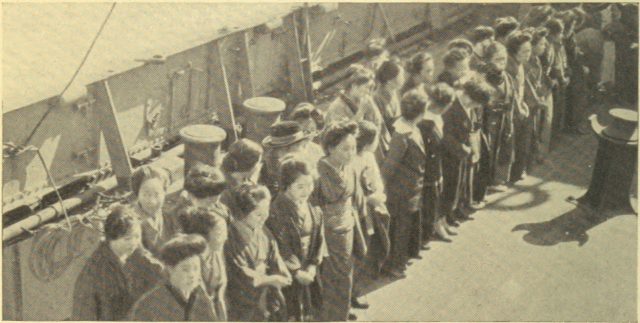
(266, 194, 326, 320)
(372, 86, 402, 134)
(524, 54, 554, 159)
(547, 37, 569, 136)
(130, 202, 180, 257)
(72, 242, 163, 321)
(417, 117, 445, 239)
(225, 221, 291, 321)
(128, 283, 217, 321)
(564, 31, 590, 129)
(325, 92, 390, 163)
(314, 157, 367, 321)
(441, 98, 474, 217)
(506, 57, 533, 182)
(485, 71, 518, 185)
(200, 249, 227, 321)
(382, 118, 426, 268)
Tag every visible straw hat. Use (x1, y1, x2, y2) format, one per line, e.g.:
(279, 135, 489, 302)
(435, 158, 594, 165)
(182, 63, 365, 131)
(589, 108, 638, 145)
(261, 121, 313, 148)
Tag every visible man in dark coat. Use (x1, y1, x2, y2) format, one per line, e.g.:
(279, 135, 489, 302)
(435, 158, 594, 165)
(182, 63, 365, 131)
(72, 206, 163, 321)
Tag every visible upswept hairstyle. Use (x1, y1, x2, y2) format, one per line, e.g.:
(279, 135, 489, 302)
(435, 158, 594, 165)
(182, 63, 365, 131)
(104, 205, 139, 241)
(483, 41, 508, 61)
(160, 234, 207, 267)
(447, 38, 474, 56)
(221, 139, 263, 174)
(279, 156, 313, 190)
(321, 121, 358, 152)
(528, 27, 549, 46)
(344, 65, 375, 90)
(356, 120, 379, 153)
(427, 83, 456, 109)
(470, 26, 495, 44)
(443, 48, 469, 69)
(505, 31, 533, 56)
(406, 52, 433, 76)
(376, 60, 402, 86)
(544, 18, 564, 37)
(179, 207, 225, 240)
(184, 164, 226, 199)
(462, 81, 492, 106)
(231, 183, 271, 220)
(130, 165, 170, 197)
(401, 89, 429, 121)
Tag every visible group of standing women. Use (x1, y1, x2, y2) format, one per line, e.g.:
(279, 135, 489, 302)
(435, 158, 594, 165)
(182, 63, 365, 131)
(71, 4, 602, 322)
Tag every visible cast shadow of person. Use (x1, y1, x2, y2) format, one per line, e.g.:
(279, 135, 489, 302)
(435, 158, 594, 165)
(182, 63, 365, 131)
(511, 207, 613, 247)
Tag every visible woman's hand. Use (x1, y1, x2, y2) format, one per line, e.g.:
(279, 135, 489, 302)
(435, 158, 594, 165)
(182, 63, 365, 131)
(264, 275, 292, 288)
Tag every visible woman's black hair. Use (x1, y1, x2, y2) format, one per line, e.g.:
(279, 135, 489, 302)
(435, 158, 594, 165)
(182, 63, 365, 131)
(462, 81, 492, 106)
(231, 183, 270, 220)
(356, 120, 379, 153)
(104, 205, 138, 241)
(406, 52, 433, 76)
(494, 16, 520, 39)
(544, 18, 564, 37)
(505, 31, 532, 56)
(321, 121, 358, 152)
(447, 38, 474, 56)
(470, 26, 495, 44)
(130, 165, 170, 197)
(401, 89, 428, 121)
(221, 139, 263, 173)
(483, 41, 507, 61)
(290, 102, 324, 131)
(443, 48, 469, 69)
(279, 157, 313, 190)
(528, 27, 549, 46)
(179, 207, 225, 240)
(160, 234, 207, 267)
(344, 65, 374, 90)
(184, 164, 227, 199)
(426, 83, 456, 109)
(376, 60, 402, 86)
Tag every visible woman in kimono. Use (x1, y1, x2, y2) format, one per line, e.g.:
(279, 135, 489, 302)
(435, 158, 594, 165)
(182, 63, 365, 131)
(544, 18, 570, 142)
(419, 83, 457, 244)
(326, 65, 389, 162)
(220, 139, 264, 220)
(315, 121, 367, 321)
(128, 165, 176, 257)
(266, 157, 326, 321)
(381, 89, 428, 278)
(372, 59, 405, 134)
(128, 234, 216, 321)
(178, 167, 229, 320)
(72, 206, 161, 321)
(525, 26, 554, 160)
(225, 183, 292, 321)
(505, 31, 533, 183)
(482, 41, 519, 192)
(401, 51, 435, 95)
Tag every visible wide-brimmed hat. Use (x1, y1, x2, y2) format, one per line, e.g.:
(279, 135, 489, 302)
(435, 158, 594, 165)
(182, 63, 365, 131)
(262, 121, 312, 148)
(590, 108, 638, 145)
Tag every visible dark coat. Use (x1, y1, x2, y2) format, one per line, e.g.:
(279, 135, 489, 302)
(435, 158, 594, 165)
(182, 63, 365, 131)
(266, 194, 327, 317)
(441, 99, 474, 212)
(71, 242, 163, 321)
(128, 283, 216, 321)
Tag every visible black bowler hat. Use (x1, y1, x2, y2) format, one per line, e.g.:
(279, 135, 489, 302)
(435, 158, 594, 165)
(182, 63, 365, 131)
(261, 121, 312, 148)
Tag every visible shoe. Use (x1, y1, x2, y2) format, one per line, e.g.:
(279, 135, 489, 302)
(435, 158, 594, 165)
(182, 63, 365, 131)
(432, 231, 453, 242)
(446, 217, 460, 227)
(491, 184, 508, 192)
(351, 297, 370, 309)
(445, 227, 458, 236)
(348, 312, 358, 321)
(421, 244, 431, 251)
(470, 201, 486, 210)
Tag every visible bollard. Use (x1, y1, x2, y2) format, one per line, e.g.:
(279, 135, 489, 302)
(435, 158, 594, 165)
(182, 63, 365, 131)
(242, 97, 286, 143)
(179, 124, 227, 176)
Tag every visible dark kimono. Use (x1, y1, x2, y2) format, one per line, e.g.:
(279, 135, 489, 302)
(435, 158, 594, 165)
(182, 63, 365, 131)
(506, 57, 533, 182)
(417, 118, 445, 239)
(128, 283, 216, 321)
(130, 202, 180, 257)
(266, 194, 326, 320)
(441, 99, 474, 217)
(372, 86, 402, 133)
(225, 221, 291, 321)
(72, 242, 163, 321)
(382, 119, 426, 267)
(314, 157, 367, 321)
(485, 71, 518, 184)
